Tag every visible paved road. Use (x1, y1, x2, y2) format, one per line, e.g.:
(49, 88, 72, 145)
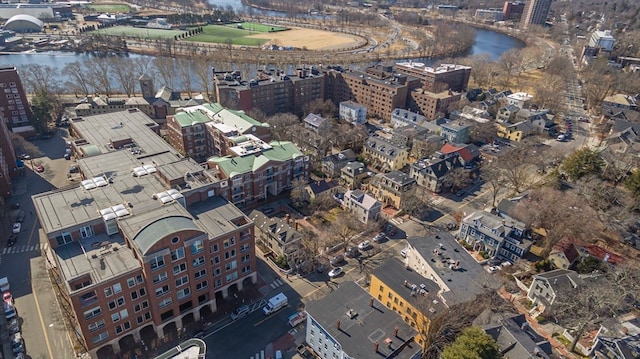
(1, 129, 76, 359)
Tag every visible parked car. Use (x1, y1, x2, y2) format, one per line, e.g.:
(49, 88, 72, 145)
(358, 241, 371, 250)
(18, 154, 30, 160)
(12, 223, 21, 234)
(69, 165, 79, 174)
(446, 222, 457, 230)
(7, 318, 20, 334)
(7, 234, 17, 247)
(487, 266, 501, 273)
(373, 232, 386, 243)
(230, 305, 250, 320)
(344, 246, 359, 258)
(330, 255, 344, 266)
(9, 203, 20, 210)
(400, 248, 408, 258)
(3, 292, 13, 305)
(455, 190, 465, 197)
(328, 267, 343, 278)
(261, 207, 274, 215)
(11, 333, 24, 354)
(4, 303, 17, 320)
(35, 165, 44, 172)
(16, 211, 25, 223)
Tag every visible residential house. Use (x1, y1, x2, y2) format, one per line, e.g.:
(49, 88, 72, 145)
(250, 210, 303, 264)
(437, 143, 480, 167)
(305, 281, 421, 359)
(342, 189, 382, 224)
(390, 108, 427, 128)
(369, 258, 445, 346)
(410, 156, 459, 193)
(339, 101, 367, 125)
(592, 317, 640, 359)
(496, 104, 520, 123)
(404, 232, 499, 307)
(321, 149, 356, 178)
(450, 106, 492, 124)
(340, 161, 368, 189)
(366, 171, 416, 210)
(458, 211, 533, 263)
(303, 180, 338, 203)
(363, 136, 410, 171)
(390, 124, 430, 149)
(207, 140, 309, 208)
(474, 311, 552, 359)
(515, 109, 556, 134)
(506, 92, 533, 109)
(602, 94, 638, 111)
(496, 120, 534, 141)
(548, 240, 581, 270)
(440, 120, 471, 144)
(303, 113, 330, 134)
(526, 269, 583, 313)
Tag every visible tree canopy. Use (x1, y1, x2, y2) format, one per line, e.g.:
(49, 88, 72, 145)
(561, 148, 604, 181)
(441, 326, 502, 359)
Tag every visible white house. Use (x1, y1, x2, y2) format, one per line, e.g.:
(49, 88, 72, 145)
(339, 101, 367, 125)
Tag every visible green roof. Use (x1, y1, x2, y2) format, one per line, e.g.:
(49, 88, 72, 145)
(208, 141, 303, 178)
(228, 109, 270, 128)
(171, 103, 269, 130)
(173, 109, 212, 128)
(133, 215, 200, 255)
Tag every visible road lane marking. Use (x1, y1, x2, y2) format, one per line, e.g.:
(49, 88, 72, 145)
(32, 274, 55, 359)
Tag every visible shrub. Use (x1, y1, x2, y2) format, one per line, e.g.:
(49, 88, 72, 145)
(274, 255, 290, 270)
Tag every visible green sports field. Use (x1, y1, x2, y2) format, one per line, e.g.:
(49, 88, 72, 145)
(86, 4, 131, 13)
(187, 25, 269, 46)
(93, 26, 187, 40)
(229, 22, 287, 33)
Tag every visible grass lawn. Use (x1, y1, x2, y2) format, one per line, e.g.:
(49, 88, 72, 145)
(229, 22, 287, 33)
(86, 4, 131, 13)
(92, 26, 186, 39)
(187, 25, 268, 46)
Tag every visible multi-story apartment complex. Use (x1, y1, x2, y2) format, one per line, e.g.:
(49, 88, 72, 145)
(0, 65, 32, 128)
(0, 117, 17, 197)
(366, 171, 416, 210)
(588, 30, 616, 52)
(458, 211, 533, 263)
(214, 68, 325, 116)
(207, 139, 309, 208)
(520, 0, 552, 28)
(165, 103, 270, 162)
(408, 89, 462, 120)
(502, 1, 525, 21)
(394, 62, 471, 93)
(33, 109, 256, 358)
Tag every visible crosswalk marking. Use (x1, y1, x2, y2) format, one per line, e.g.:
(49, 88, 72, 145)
(1, 243, 41, 255)
(250, 350, 265, 359)
(269, 279, 284, 289)
(430, 197, 445, 205)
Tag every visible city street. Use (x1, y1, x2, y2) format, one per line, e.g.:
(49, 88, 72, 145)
(1, 129, 76, 359)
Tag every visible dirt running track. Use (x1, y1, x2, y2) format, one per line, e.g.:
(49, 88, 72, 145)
(247, 27, 365, 50)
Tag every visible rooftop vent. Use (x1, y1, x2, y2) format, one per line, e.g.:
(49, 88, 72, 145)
(99, 204, 130, 220)
(81, 176, 108, 190)
(346, 309, 357, 319)
(132, 164, 157, 177)
(153, 189, 184, 204)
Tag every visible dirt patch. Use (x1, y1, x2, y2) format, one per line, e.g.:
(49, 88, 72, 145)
(246, 27, 365, 51)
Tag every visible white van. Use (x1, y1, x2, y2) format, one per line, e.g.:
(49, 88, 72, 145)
(557, 134, 565, 142)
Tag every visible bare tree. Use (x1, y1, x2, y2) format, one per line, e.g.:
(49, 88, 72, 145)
(401, 186, 432, 220)
(21, 64, 59, 94)
(290, 178, 309, 208)
(328, 211, 364, 253)
(108, 57, 138, 97)
(84, 60, 113, 95)
(498, 48, 521, 86)
(302, 99, 337, 119)
(265, 113, 299, 141)
(192, 57, 213, 100)
(153, 57, 176, 89)
(513, 188, 603, 257)
(494, 145, 537, 193)
(62, 62, 91, 97)
(481, 165, 505, 210)
(176, 58, 194, 97)
(442, 167, 470, 192)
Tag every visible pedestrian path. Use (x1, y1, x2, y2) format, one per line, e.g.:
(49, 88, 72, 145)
(269, 278, 284, 289)
(1, 243, 42, 255)
(430, 196, 445, 205)
(249, 350, 265, 359)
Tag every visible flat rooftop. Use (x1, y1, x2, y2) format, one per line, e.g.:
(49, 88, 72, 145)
(56, 233, 139, 293)
(305, 281, 420, 359)
(407, 232, 499, 306)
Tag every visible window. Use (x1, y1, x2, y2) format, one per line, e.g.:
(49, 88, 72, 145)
(108, 301, 116, 310)
(194, 269, 206, 279)
(80, 225, 94, 238)
(137, 315, 144, 324)
(241, 254, 251, 263)
(214, 268, 221, 276)
(116, 297, 125, 307)
(113, 283, 122, 294)
(175, 275, 189, 287)
(226, 272, 238, 282)
(127, 277, 136, 288)
(242, 265, 251, 273)
(225, 260, 237, 271)
(123, 321, 131, 330)
(92, 332, 109, 344)
(131, 291, 138, 300)
(155, 285, 170, 297)
(145, 312, 151, 320)
(56, 232, 72, 246)
(139, 288, 146, 297)
(136, 275, 143, 284)
(240, 244, 250, 253)
(177, 288, 191, 300)
(223, 237, 235, 248)
(84, 307, 102, 320)
(171, 237, 180, 244)
(193, 256, 205, 267)
(120, 309, 128, 319)
(153, 272, 168, 284)
(211, 244, 219, 253)
(159, 298, 172, 309)
(104, 287, 113, 297)
(115, 325, 123, 334)
(213, 256, 220, 264)
(196, 281, 208, 291)
(88, 319, 105, 332)
(379, 286, 384, 292)
(173, 263, 187, 275)
(111, 313, 120, 322)
(191, 240, 204, 255)
(135, 303, 142, 312)
(171, 248, 185, 261)
(150, 255, 165, 271)
(215, 279, 222, 287)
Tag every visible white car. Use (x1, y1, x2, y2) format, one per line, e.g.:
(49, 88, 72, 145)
(400, 248, 408, 258)
(12, 223, 21, 234)
(328, 267, 343, 278)
(358, 241, 371, 250)
(488, 266, 501, 273)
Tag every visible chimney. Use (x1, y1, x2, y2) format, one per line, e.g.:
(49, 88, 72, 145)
(369, 298, 374, 307)
(336, 320, 341, 331)
(285, 214, 290, 225)
(394, 326, 399, 337)
(373, 341, 379, 352)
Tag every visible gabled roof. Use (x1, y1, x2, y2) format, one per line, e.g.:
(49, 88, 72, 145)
(550, 240, 581, 265)
(532, 269, 583, 297)
(208, 141, 303, 177)
(307, 180, 336, 195)
(439, 143, 477, 162)
(480, 312, 552, 359)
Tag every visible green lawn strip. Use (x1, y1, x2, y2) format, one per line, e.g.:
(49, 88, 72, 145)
(86, 4, 131, 13)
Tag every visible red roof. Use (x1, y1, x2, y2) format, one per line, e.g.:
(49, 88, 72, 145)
(581, 244, 625, 264)
(439, 143, 475, 162)
(440, 143, 461, 154)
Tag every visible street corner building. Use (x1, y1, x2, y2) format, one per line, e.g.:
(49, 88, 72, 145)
(31, 109, 258, 358)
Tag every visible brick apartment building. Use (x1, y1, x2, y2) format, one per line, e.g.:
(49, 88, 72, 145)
(394, 62, 471, 93)
(0, 65, 32, 128)
(207, 138, 310, 208)
(165, 103, 271, 162)
(408, 89, 462, 120)
(503, 1, 525, 21)
(0, 118, 17, 197)
(214, 68, 325, 116)
(33, 109, 256, 358)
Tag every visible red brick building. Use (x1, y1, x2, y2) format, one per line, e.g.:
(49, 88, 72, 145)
(0, 65, 32, 128)
(0, 118, 17, 197)
(394, 62, 471, 93)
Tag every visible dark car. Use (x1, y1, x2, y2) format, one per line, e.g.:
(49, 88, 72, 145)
(9, 203, 20, 210)
(344, 246, 360, 258)
(330, 255, 344, 266)
(7, 234, 17, 247)
(16, 211, 25, 223)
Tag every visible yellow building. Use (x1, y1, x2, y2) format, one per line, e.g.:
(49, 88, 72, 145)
(496, 121, 533, 142)
(369, 258, 444, 346)
(365, 171, 416, 210)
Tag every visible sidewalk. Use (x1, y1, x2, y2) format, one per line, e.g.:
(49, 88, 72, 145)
(498, 288, 576, 358)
